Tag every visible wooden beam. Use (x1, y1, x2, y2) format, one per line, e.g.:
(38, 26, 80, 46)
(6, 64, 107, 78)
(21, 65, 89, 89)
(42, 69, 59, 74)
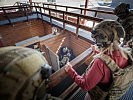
(59, 82, 78, 99)
(84, 0, 89, 16)
(29, 0, 32, 4)
(48, 47, 93, 88)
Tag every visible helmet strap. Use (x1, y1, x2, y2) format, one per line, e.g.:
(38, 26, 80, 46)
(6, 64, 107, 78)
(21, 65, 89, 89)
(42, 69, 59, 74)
(112, 27, 118, 41)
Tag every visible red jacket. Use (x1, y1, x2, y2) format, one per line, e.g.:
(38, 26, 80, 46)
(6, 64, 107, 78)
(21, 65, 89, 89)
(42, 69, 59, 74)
(66, 50, 128, 91)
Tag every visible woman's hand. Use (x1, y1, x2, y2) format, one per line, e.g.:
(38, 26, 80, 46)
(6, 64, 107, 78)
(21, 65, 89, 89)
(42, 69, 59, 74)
(91, 45, 95, 52)
(65, 62, 72, 72)
(91, 45, 99, 54)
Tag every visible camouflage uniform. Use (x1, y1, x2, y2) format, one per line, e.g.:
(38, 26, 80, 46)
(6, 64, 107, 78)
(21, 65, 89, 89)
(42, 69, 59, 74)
(58, 47, 75, 67)
(90, 20, 133, 100)
(0, 46, 61, 100)
(114, 3, 133, 46)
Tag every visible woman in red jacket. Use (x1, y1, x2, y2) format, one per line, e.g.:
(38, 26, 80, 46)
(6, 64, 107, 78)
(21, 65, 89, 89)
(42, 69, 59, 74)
(65, 20, 128, 100)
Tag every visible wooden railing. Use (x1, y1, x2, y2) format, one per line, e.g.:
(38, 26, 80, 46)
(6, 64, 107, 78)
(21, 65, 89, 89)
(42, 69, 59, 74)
(0, 2, 115, 35)
(31, 2, 114, 15)
(48, 47, 93, 87)
(31, 2, 114, 31)
(0, 2, 115, 98)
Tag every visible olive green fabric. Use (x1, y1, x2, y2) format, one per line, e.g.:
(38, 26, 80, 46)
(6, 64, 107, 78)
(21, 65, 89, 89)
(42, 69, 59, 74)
(88, 52, 133, 100)
(114, 3, 133, 42)
(0, 46, 48, 100)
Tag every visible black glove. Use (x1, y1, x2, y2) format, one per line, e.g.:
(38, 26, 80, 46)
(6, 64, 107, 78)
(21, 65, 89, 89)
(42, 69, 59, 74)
(41, 64, 52, 80)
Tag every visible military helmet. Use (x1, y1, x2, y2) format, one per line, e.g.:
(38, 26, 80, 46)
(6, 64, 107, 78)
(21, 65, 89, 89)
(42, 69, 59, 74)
(91, 20, 125, 47)
(0, 46, 51, 100)
(114, 3, 130, 19)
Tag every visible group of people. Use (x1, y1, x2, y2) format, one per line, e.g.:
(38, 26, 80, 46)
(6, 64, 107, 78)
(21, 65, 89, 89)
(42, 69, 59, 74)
(65, 3, 133, 100)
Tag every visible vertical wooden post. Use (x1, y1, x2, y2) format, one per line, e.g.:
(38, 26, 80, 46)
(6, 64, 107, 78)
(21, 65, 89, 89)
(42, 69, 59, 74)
(92, 11, 98, 28)
(0, 35, 3, 47)
(43, 4, 45, 14)
(84, 0, 89, 16)
(29, 0, 32, 5)
(63, 12, 65, 31)
(2, 8, 12, 25)
(49, 9, 52, 24)
(66, 7, 68, 20)
(76, 16, 80, 35)
(29, 0, 32, 11)
(81, 9, 83, 15)
(83, 0, 89, 25)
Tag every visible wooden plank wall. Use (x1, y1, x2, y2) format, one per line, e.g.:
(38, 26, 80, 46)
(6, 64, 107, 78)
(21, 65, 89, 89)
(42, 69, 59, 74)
(0, 19, 52, 46)
(40, 33, 70, 66)
(43, 21, 52, 35)
(39, 29, 92, 68)
(67, 31, 92, 56)
(40, 31, 92, 57)
(40, 33, 70, 54)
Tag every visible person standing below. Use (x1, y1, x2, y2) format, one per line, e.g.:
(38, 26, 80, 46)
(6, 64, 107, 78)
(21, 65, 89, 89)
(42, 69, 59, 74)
(65, 20, 130, 100)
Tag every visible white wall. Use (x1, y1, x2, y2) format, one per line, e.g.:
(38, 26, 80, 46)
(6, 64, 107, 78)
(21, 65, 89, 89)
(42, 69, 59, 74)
(56, 0, 85, 7)
(0, 0, 86, 7)
(0, 0, 99, 8)
(0, 0, 29, 6)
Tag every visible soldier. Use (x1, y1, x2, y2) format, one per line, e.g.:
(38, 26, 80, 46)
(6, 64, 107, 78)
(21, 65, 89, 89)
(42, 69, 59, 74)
(114, 3, 133, 65)
(0, 46, 61, 100)
(58, 46, 75, 68)
(65, 20, 133, 100)
(114, 3, 133, 47)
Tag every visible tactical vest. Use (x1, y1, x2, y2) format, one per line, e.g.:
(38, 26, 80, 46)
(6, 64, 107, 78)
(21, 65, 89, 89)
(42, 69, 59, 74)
(89, 53, 133, 100)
